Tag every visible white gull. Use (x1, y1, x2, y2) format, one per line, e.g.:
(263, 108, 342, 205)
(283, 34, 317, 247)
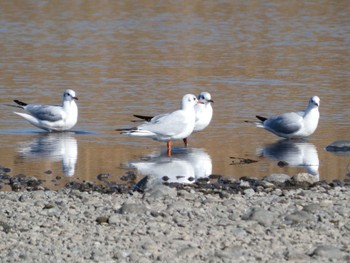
(118, 94, 201, 156)
(255, 96, 320, 138)
(9, 89, 78, 132)
(133, 91, 213, 146)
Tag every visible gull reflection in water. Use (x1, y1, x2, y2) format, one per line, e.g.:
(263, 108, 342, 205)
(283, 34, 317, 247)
(127, 148, 212, 184)
(258, 139, 319, 178)
(16, 132, 78, 176)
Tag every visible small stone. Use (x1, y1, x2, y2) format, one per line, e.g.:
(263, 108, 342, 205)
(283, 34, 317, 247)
(108, 215, 120, 225)
(272, 188, 282, 196)
(239, 180, 250, 188)
(243, 188, 255, 197)
(285, 211, 314, 224)
(319, 200, 333, 207)
(0, 221, 12, 233)
(326, 140, 350, 152)
(176, 246, 200, 258)
(242, 207, 275, 227)
(97, 173, 110, 180)
(0, 166, 11, 174)
(146, 184, 177, 199)
(263, 173, 291, 184)
(303, 204, 320, 213)
(292, 173, 318, 185)
(43, 204, 55, 209)
(118, 202, 148, 215)
(178, 189, 196, 200)
(215, 245, 244, 259)
(96, 216, 109, 224)
(311, 245, 346, 259)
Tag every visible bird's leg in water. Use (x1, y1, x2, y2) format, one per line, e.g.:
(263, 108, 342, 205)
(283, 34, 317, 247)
(183, 138, 188, 147)
(167, 141, 172, 156)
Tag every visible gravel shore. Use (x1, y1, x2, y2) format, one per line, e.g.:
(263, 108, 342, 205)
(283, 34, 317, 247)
(0, 173, 349, 263)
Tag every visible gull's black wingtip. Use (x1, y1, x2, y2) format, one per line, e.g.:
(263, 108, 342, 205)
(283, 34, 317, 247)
(256, 115, 267, 122)
(133, 114, 153, 122)
(14, 100, 27, 107)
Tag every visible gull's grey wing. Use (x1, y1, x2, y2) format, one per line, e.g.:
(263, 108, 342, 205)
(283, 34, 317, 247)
(139, 110, 188, 136)
(25, 104, 65, 122)
(264, 112, 303, 135)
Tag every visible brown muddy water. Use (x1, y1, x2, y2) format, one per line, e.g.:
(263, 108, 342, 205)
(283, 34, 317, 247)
(0, 0, 349, 190)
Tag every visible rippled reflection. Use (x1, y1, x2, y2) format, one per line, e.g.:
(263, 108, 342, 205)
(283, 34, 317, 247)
(16, 133, 78, 176)
(258, 139, 319, 177)
(126, 148, 212, 183)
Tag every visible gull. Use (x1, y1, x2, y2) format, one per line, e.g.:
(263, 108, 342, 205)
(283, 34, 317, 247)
(133, 91, 213, 146)
(118, 94, 201, 156)
(255, 96, 320, 138)
(9, 89, 78, 132)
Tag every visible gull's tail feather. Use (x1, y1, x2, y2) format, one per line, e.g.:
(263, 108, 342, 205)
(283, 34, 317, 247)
(116, 127, 155, 137)
(254, 115, 267, 128)
(244, 116, 266, 128)
(5, 100, 27, 109)
(116, 127, 137, 133)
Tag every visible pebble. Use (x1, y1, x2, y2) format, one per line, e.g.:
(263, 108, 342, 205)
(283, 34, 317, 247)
(292, 173, 319, 185)
(0, 182, 348, 262)
(311, 245, 346, 260)
(117, 202, 148, 215)
(242, 207, 275, 227)
(285, 210, 315, 224)
(263, 173, 291, 184)
(243, 188, 255, 197)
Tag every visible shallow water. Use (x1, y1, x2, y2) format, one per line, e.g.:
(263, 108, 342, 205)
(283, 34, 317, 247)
(0, 0, 349, 190)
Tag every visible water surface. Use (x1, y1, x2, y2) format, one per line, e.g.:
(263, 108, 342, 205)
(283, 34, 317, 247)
(0, 0, 349, 190)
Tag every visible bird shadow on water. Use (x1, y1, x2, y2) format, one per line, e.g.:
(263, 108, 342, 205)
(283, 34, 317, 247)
(257, 138, 320, 179)
(123, 147, 213, 185)
(15, 132, 80, 176)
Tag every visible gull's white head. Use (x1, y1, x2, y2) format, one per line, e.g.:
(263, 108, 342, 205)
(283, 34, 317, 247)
(309, 96, 320, 108)
(181, 94, 200, 109)
(63, 89, 78, 102)
(198, 92, 214, 104)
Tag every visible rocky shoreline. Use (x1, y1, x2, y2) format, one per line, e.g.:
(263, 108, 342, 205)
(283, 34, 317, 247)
(0, 168, 349, 262)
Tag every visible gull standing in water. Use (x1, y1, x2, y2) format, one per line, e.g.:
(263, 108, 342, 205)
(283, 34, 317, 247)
(118, 94, 201, 156)
(134, 91, 214, 146)
(9, 89, 78, 132)
(255, 96, 320, 138)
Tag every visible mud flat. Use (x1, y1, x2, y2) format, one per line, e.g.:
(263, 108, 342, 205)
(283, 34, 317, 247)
(0, 171, 349, 262)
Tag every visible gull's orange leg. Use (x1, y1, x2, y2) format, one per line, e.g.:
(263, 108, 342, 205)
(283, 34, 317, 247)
(167, 141, 172, 156)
